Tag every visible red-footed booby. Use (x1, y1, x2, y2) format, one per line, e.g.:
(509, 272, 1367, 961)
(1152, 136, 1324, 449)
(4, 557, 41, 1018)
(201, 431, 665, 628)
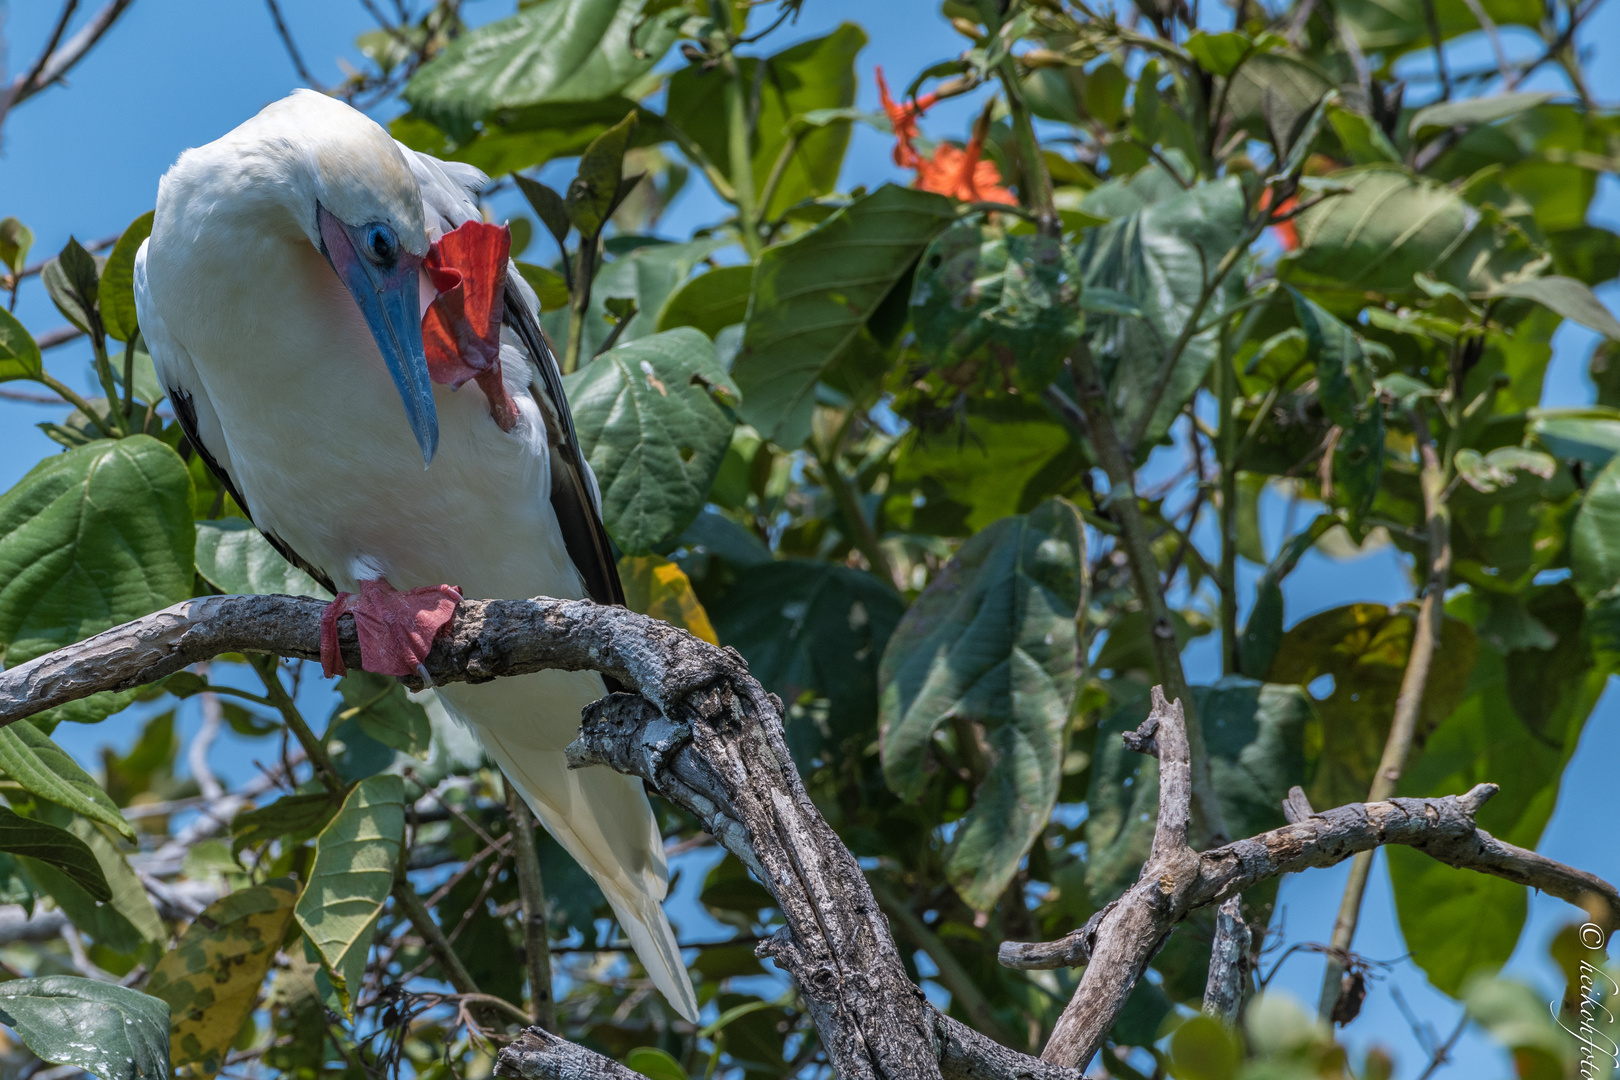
(134, 89, 699, 1021)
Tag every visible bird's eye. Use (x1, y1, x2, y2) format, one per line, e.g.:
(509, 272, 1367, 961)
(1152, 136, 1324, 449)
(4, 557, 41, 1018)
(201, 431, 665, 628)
(365, 223, 396, 266)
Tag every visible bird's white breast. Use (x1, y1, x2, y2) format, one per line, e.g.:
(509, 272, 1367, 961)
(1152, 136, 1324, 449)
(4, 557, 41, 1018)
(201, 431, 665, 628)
(144, 218, 582, 603)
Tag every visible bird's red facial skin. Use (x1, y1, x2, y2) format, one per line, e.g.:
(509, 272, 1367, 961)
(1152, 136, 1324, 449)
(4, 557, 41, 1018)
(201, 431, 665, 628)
(422, 221, 520, 431)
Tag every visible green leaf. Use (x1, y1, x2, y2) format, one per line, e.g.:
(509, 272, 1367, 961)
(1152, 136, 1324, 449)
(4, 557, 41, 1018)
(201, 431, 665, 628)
(1489, 275, 1620, 340)
(1184, 30, 1263, 77)
(294, 775, 405, 1013)
(1409, 91, 1554, 140)
(666, 24, 866, 217)
(878, 499, 1085, 910)
(909, 219, 1083, 392)
(1284, 165, 1540, 296)
(0, 307, 42, 383)
(0, 722, 134, 839)
(1087, 679, 1310, 903)
(99, 212, 154, 344)
(563, 328, 738, 553)
(1221, 52, 1333, 153)
(402, 0, 683, 141)
(334, 672, 431, 759)
(193, 519, 330, 599)
(735, 184, 955, 447)
(0, 977, 169, 1080)
(1268, 603, 1478, 808)
(623, 1046, 688, 1080)
(0, 218, 33, 277)
(231, 792, 343, 856)
(1075, 177, 1247, 443)
(656, 264, 753, 339)
(516, 263, 571, 312)
(1335, 0, 1540, 54)
(0, 806, 109, 901)
(42, 238, 102, 334)
(711, 560, 904, 743)
(514, 174, 571, 247)
(1570, 452, 1620, 601)
(567, 111, 637, 238)
(1528, 407, 1620, 471)
(1169, 1014, 1242, 1080)
(0, 436, 195, 665)
(147, 880, 299, 1078)
(1326, 104, 1400, 164)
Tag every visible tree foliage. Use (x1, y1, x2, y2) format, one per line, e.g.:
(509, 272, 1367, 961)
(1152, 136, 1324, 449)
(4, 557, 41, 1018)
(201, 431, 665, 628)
(0, 0, 1617, 1077)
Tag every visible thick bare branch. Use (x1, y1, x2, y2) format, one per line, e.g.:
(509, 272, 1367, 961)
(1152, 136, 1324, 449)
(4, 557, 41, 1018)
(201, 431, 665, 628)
(496, 1028, 643, 1080)
(1040, 688, 1201, 1067)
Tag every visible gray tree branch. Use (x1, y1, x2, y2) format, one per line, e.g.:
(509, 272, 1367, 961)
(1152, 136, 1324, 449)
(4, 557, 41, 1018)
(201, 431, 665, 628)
(6, 596, 1618, 1080)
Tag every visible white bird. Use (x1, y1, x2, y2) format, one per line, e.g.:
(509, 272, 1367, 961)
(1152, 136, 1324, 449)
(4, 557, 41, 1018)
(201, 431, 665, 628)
(134, 89, 699, 1021)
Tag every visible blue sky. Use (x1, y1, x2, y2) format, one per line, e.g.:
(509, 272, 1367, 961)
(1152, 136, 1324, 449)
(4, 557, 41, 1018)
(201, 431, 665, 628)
(1, 1, 1618, 1076)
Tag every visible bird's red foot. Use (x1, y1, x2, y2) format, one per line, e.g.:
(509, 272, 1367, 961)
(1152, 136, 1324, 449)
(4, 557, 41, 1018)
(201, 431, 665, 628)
(320, 579, 463, 679)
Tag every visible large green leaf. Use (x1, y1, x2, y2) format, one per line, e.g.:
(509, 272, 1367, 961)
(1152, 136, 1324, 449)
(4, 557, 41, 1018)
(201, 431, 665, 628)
(666, 24, 865, 218)
(1074, 177, 1247, 444)
(878, 499, 1085, 910)
(1569, 452, 1620, 601)
(1268, 603, 1479, 808)
(1284, 164, 1540, 296)
(564, 328, 737, 554)
(1334, 0, 1541, 55)
(710, 560, 904, 746)
(1409, 91, 1556, 140)
(909, 219, 1083, 392)
(734, 185, 954, 447)
(147, 880, 299, 1078)
(0, 806, 109, 901)
(402, 0, 683, 140)
(294, 775, 405, 1013)
(99, 211, 154, 344)
(1529, 408, 1620, 471)
(1086, 678, 1311, 903)
(193, 519, 330, 599)
(231, 791, 343, 857)
(0, 977, 169, 1080)
(0, 436, 195, 665)
(1389, 594, 1603, 996)
(35, 804, 162, 942)
(0, 721, 133, 839)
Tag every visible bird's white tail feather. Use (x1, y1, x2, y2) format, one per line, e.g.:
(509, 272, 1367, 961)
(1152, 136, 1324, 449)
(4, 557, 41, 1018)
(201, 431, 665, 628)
(433, 673, 700, 1023)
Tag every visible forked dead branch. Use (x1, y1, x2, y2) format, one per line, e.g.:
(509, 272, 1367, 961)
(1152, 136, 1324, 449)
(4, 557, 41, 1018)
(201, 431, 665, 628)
(0, 597, 1613, 1078)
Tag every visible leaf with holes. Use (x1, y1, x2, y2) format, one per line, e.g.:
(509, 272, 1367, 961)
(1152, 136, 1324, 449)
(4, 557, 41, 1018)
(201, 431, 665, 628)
(564, 328, 738, 554)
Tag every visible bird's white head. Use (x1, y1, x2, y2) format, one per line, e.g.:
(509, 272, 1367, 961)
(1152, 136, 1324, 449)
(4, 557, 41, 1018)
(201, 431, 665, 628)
(160, 89, 441, 463)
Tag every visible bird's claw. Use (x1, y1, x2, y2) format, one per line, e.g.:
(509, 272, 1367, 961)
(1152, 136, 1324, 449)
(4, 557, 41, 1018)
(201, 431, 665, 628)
(320, 578, 462, 678)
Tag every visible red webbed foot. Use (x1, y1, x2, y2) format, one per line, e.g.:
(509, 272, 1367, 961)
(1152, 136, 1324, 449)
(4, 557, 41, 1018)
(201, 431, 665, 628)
(422, 221, 520, 432)
(319, 579, 463, 679)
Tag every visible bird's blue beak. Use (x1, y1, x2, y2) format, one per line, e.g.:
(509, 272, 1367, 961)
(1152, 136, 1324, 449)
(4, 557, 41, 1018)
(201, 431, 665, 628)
(317, 204, 438, 466)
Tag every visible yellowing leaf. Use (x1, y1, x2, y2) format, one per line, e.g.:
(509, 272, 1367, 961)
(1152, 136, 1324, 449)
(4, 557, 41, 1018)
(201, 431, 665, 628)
(294, 776, 403, 1014)
(618, 554, 718, 644)
(147, 880, 298, 1079)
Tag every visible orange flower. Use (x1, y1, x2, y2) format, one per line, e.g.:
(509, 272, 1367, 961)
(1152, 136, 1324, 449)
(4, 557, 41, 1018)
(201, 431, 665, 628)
(1258, 188, 1299, 251)
(877, 67, 1015, 205)
(876, 66, 936, 169)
